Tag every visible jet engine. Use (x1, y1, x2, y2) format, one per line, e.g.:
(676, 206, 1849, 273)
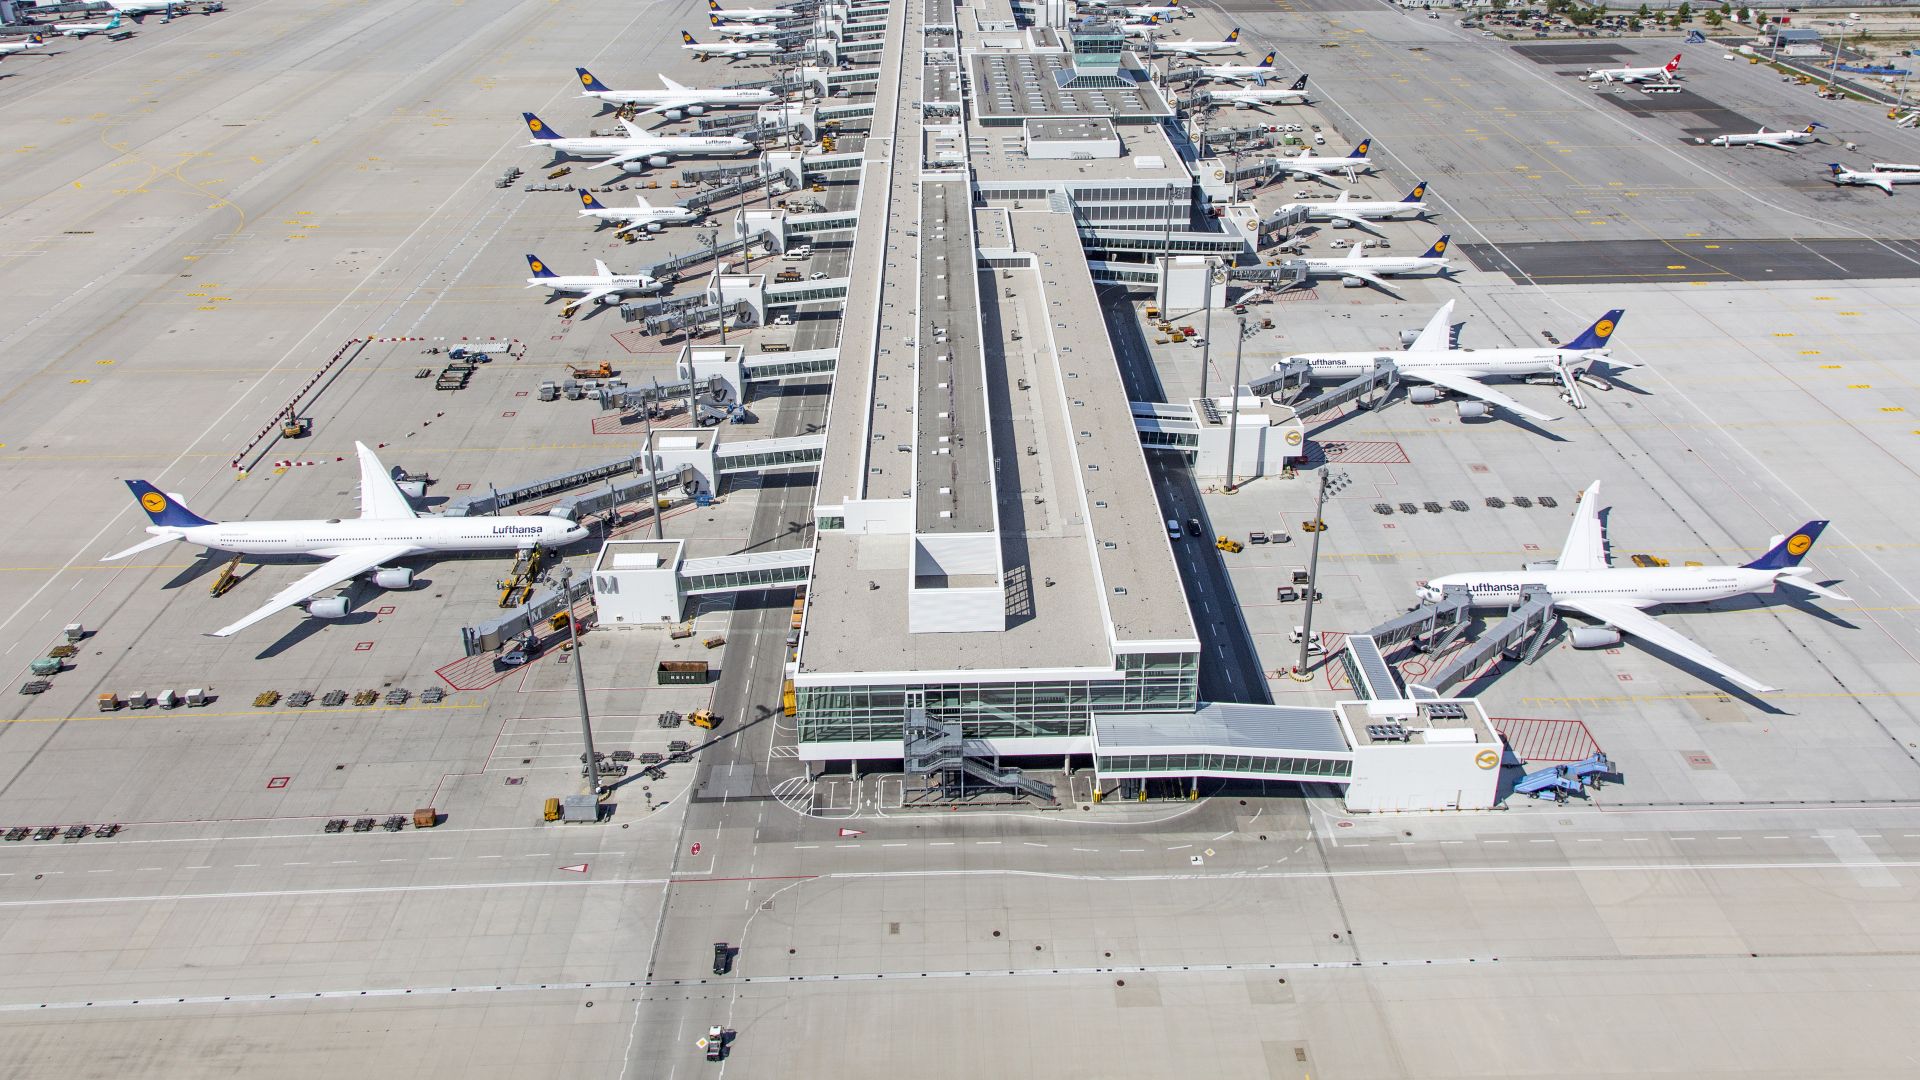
(685, 104, 707, 116)
(307, 596, 351, 620)
(1568, 625, 1622, 649)
(1456, 401, 1490, 420)
(1408, 386, 1441, 405)
(372, 568, 415, 590)
(644, 220, 665, 233)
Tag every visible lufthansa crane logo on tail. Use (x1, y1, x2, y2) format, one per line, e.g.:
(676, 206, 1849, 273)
(1431, 238, 1447, 253)
(579, 71, 592, 86)
(528, 117, 544, 132)
(1411, 184, 1426, 198)
(140, 491, 168, 514)
(529, 260, 545, 273)
(1786, 533, 1814, 556)
(1354, 139, 1370, 154)
(580, 191, 593, 205)
(1593, 318, 1615, 339)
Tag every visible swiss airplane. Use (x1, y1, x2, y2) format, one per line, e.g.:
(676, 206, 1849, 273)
(1825, 161, 1920, 195)
(1417, 482, 1846, 694)
(576, 189, 701, 232)
(1297, 234, 1451, 297)
(1707, 122, 1821, 150)
(680, 30, 784, 60)
(1152, 27, 1243, 57)
(575, 69, 776, 117)
(1275, 180, 1430, 234)
(103, 445, 587, 638)
(1271, 302, 1629, 423)
(1584, 52, 1681, 83)
(1207, 74, 1311, 108)
(525, 253, 667, 310)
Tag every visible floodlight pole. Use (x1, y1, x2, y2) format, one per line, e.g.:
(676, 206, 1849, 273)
(555, 565, 600, 796)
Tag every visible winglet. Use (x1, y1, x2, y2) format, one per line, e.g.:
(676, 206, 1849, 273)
(125, 480, 215, 528)
(1743, 521, 1830, 570)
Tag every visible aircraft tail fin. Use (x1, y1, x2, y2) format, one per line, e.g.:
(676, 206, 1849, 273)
(1403, 180, 1427, 202)
(1257, 51, 1275, 68)
(1349, 137, 1371, 158)
(125, 480, 215, 528)
(1744, 520, 1830, 570)
(578, 189, 606, 211)
(1419, 233, 1450, 259)
(576, 67, 611, 92)
(1225, 26, 1239, 41)
(1290, 74, 1308, 91)
(1564, 309, 1624, 352)
(1665, 53, 1682, 72)
(523, 112, 562, 139)
(526, 254, 558, 279)
(710, 12, 723, 25)
(1804, 121, 1823, 133)
(593, 258, 613, 278)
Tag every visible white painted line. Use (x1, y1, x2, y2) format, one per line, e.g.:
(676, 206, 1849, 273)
(1763, 835, 1790, 840)
(1528, 840, 1554, 844)
(1575, 839, 1603, 843)
(975, 841, 1001, 846)
(1023, 842, 1047, 848)
(881, 843, 907, 848)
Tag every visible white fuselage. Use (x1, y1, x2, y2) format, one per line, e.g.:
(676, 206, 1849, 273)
(1585, 65, 1671, 83)
(1836, 168, 1920, 189)
(147, 516, 581, 560)
(1285, 345, 1590, 381)
(112, 0, 176, 13)
(531, 273, 660, 298)
(56, 20, 116, 35)
(1300, 253, 1444, 279)
(582, 86, 775, 109)
(1286, 197, 1424, 221)
(1286, 154, 1373, 178)
(582, 205, 699, 228)
(713, 20, 780, 38)
(1199, 64, 1273, 81)
(532, 133, 753, 159)
(1158, 39, 1239, 56)
(0, 39, 45, 54)
(1211, 87, 1308, 106)
(1422, 566, 1782, 610)
(686, 40, 783, 57)
(1711, 130, 1814, 148)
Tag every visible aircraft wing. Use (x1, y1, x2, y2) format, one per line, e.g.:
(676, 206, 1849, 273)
(1866, 175, 1896, 195)
(1554, 480, 1607, 569)
(356, 442, 418, 520)
(1318, 209, 1383, 234)
(592, 147, 657, 171)
(1558, 597, 1779, 694)
(1400, 367, 1559, 421)
(102, 533, 179, 562)
(640, 97, 699, 116)
(206, 545, 418, 638)
(566, 286, 619, 308)
(1407, 300, 1456, 352)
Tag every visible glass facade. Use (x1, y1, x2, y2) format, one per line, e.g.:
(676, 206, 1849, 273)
(682, 562, 811, 594)
(796, 650, 1198, 744)
(1097, 753, 1353, 779)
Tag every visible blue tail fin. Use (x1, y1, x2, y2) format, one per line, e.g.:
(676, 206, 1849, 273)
(1419, 234, 1450, 259)
(1349, 137, 1372, 158)
(523, 112, 561, 140)
(576, 67, 610, 93)
(526, 254, 558, 278)
(1827, 162, 1846, 174)
(1564, 309, 1624, 351)
(1257, 52, 1275, 68)
(578, 189, 606, 211)
(126, 481, 214, 528)
(1403, 180, 1427, 202)
(682, 30, 699, 44)
(1225, 27, 1240, 41)
(710, 12, 722, 24)
(1744, 521, 1829, 570)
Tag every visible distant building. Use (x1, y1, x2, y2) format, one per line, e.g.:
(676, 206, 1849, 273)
(1768, 26, 1823, 47)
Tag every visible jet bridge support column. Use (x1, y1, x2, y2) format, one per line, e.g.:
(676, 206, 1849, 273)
(1412, 588, 1558, 696)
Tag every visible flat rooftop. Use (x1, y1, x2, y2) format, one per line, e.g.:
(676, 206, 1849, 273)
(966, 51, 1173, 121)
(1095, 703, 1352, 754)
(914, 179, 994, 534)
(970, 115, 1187, 183)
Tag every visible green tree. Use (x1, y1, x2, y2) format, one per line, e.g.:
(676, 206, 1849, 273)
(1704, 8, 1723, 27)
(1676, 3, 1691, 22)
(1636, 3, 1651, 18)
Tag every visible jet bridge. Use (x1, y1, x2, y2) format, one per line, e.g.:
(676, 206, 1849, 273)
(634, 230, 778, 281)
(1360, 585, 1474, 656)
(598, 374, 729, 412)
(1247, 357, 1399, 425)
(1228, 260, 1309, 291)
(1411, 588, 1558, 697)
(643, 299, 755, 337)
(458, 574, 594, 656)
